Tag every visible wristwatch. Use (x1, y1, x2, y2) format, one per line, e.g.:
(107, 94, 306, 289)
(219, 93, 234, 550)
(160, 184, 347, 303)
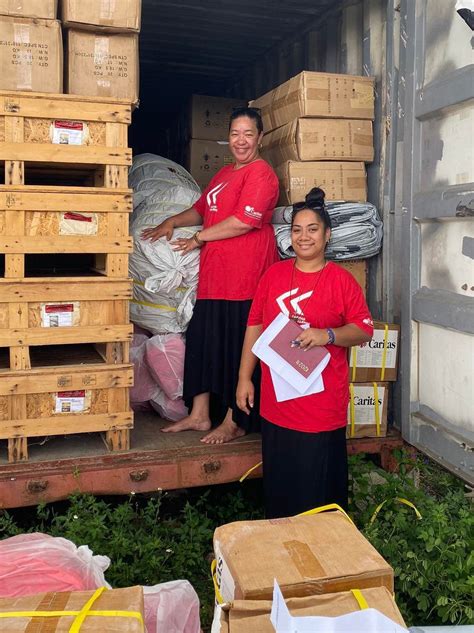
(326, 328, 336, 345)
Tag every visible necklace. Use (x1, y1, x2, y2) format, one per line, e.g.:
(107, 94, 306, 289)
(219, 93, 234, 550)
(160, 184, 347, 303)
(288, 259, 327, 325)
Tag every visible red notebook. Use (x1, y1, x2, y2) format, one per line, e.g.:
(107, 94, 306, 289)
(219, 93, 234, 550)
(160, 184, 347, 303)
(268, 319, 329, 378)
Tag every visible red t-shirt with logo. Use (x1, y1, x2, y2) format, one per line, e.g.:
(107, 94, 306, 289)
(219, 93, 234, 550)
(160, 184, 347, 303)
(247, 260, 374, 432)
(193, 160, 279, 300)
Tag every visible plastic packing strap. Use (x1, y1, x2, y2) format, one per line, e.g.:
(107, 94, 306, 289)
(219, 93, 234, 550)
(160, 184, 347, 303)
(350, 589, 369, 610)
(351, 346, 357, 383)
(239, 461, 263, 483)
(297, 503, 355, 526)
(369, 497, 422, 526)
(349, 382, 356, 438)
(211, 559, 226, 606)
(373, 381, 381, 437)
(13, 23, 32, 91)
(380, 323, 389, 381)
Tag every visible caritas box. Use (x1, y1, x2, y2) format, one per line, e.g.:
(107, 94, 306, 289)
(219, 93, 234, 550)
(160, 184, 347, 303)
(0, 1, 57, 18)
(335, 259, 367, 297)
(347, 382, 389, 439)
(262, 118, 374, 165)
(251, 71, 375, 132)
(213, 510, 393, 602)
(275, 160, 367, 205)
(185, 139, 234, 190)
(187, 94, 246, 141)
(0, 16, 62, 92)
(213, 587, 407, 633)
(350, 322, 400, 382)
(61, 0, 141, 33)
(66, 29, 139, 103)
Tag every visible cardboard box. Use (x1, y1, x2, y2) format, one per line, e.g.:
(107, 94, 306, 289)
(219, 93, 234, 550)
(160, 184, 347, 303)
(262, 118, 374, 165)
(347, 382, 389, 439)
(335, 259, 367, 297)
(185, 138, 234, 190)
(214, 587, 407, 632)
(61, 0, 141, 33)
(0, 585, 144, 632)
(66, 29, 139, 103)
(350, 322, 400, 382)
(275, 161, 367, 205)
(186, 94, 246, 141)
(0, 0, 56, 18)
(0, 16, 62, 92)
(213, 511, 394, 602)
(251, 71, 375, 132)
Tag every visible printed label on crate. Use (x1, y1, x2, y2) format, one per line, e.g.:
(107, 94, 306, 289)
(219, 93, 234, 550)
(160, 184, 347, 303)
(50, 120, 88, 145)
(59, 212, 99, 235)
(347, 385, 386, 425)
(351, 330, 398, 369)
(54, 390, 91, 414)
(41, 302, 80, 327)
(214, 541, 235, 603)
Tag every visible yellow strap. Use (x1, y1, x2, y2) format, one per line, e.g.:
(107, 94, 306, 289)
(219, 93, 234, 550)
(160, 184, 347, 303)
(211, 559, 225, 605)
(373, 382, 381, 437)
(69, 586, 105, 632)
(298, 503, 355, 526)
(351, 589, 369, 610)
(349, 383, 356, 438)
(131, 299, 177, 312)
(239, 461, 263, 483)
(369, 497, 422, 525)
(380, 324, 389, 381)
(351, 346, 357, 382)
(0, 610, 144, 622)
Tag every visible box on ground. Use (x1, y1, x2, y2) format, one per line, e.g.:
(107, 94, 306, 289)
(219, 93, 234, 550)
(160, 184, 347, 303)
(66, 29, 139, 103)
(347, 382, 389, 439)
(186, 94, 246, 141)
(350, 322, 400, 382)
(0, 16, 62, 92)
(262, 118, 374, 165)
(213, 510, 393, 602)
(214, 586, 407, 632)
(0, 0, 56, 18)
(251, 71, 375, 132)
(275, 161, 367, 205)
(185, 139, 234, 190)
(335, 259, 367, 297)
(0, 586, 143, 632)
(61, 0, 141, 33)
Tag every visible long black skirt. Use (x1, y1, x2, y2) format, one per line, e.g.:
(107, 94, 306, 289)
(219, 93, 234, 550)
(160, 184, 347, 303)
(183, 299, 261, 433)
(261, 419, 348, 519)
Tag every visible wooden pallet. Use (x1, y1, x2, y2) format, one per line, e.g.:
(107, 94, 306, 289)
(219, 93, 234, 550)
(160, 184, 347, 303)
(0, 361, 133, 462)
(0, 91, 132, 187)
(0, 185, 133, 278)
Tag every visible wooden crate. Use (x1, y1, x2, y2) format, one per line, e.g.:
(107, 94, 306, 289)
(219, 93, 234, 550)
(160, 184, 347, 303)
(0, 91, 132, 187)
(0, 185, 133, 278)
(0, 361, 133, 462)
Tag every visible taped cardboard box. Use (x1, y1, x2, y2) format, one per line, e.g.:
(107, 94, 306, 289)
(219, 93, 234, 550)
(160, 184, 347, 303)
(347, 382, 389, 439)
(213, 510, 393, 602)
(185, 139, 234, 190)
(0, 585, 144, 632)
(187, 94, 246, 141)
(262, 118, 374, 165)
(335, 259, 367, 297)
(251, 71, 375, 132)
(213, 587, 407, 632)
(350, 322, 400, 382)
(66, 29, 139, 103)
(275, 160, 367, 205)
(61, 0, 141, 33)
(0, 16, 62, 92)
(0, 0, 56, 18)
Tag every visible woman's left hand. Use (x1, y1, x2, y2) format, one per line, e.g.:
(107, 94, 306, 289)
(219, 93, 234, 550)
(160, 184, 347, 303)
(171, 237, 200, 254)
(294, 328, 329, 350)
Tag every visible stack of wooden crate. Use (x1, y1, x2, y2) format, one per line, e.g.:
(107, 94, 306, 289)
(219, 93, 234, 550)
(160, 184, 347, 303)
(0, 90, 134, 462)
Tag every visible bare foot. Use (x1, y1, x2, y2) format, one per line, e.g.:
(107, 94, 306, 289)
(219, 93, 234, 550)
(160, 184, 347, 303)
(161, 416, 211, 433)
(200, 418, 245, 444)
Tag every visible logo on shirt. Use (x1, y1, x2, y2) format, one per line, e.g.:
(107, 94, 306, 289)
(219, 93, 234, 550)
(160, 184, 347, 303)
(206, 182, 228, 212)
(244, 205, 262, 221)
(276, 288, 313, 319)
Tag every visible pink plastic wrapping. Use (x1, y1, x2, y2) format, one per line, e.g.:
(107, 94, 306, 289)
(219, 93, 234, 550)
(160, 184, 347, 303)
(0, 533, 110, 597)
(130, 329, 158, 409)
(150, 391, 187, 422)
(145, 334, 185, 400)
(143, 580, 201, 633)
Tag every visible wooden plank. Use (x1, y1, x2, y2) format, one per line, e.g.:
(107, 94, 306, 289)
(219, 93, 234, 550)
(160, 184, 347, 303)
(0, 187, 133, 212)
(5, 160, 23, 185)
(0, 144, 132, 166)
(7, 302, 30, 371)
(0, 236, 133, 254)
(0, 279, 132, 302)
(3, 324, 132, 347)
(106, 254, 130, 277)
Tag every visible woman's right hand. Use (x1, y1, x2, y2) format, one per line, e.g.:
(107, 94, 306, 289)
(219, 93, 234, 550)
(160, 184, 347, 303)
(141, 218, 175, 242)
(236, 378, 254, 415)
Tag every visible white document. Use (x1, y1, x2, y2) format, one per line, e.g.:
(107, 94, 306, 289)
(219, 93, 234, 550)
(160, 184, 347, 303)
(270, 368, 324, 402)
(270, 580, 407, 633)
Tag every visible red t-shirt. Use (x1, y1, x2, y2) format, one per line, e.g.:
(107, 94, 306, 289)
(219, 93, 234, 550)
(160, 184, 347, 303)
(247, 260, 374, 433)
(193, 160, 279, 300)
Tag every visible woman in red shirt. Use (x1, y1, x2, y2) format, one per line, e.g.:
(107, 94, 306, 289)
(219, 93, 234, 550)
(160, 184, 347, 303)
(142, 107, 279, 443)
(236, 188, 373, 518)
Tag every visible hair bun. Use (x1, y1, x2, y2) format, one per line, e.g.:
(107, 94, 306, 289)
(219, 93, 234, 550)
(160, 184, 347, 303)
(305, 187, 325, 208)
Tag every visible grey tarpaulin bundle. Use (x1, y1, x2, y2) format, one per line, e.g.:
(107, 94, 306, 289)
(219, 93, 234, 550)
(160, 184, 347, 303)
(272, 201, 383, 260)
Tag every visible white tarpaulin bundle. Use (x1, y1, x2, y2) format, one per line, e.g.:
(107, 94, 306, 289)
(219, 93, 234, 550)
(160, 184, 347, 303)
(272, 201, 383, 261)
(129, 154, 202, 334)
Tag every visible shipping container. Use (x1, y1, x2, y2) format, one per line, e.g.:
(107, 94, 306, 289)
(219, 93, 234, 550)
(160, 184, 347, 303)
(0, 0, 472, 507)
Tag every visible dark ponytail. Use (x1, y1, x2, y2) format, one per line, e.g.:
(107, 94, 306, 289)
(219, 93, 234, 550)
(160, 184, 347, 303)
(291, 187, 332, 230)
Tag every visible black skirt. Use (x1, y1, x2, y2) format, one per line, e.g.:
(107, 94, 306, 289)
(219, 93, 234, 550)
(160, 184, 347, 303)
(183, 299, 261, 433)
(261, 419, 348, 519)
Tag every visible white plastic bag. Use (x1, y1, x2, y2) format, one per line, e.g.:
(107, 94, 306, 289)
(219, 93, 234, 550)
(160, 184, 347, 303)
(145, 334, 185, 400)
(130, 329, 159, 409)
(143, 580, 201, 633)
(150, 390, 187, 422)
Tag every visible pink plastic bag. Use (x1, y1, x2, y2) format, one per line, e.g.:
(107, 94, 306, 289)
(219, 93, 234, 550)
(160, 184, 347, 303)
(131, 330, 158, 408)
(150, 391, 187, 422)
(0, 533, 110, 597)
(143, 580, 200, 633)
(145, 334, 185, 400)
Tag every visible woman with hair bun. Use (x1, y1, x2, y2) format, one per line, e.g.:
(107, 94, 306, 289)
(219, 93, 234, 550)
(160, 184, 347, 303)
(237, 187, 373, 518)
